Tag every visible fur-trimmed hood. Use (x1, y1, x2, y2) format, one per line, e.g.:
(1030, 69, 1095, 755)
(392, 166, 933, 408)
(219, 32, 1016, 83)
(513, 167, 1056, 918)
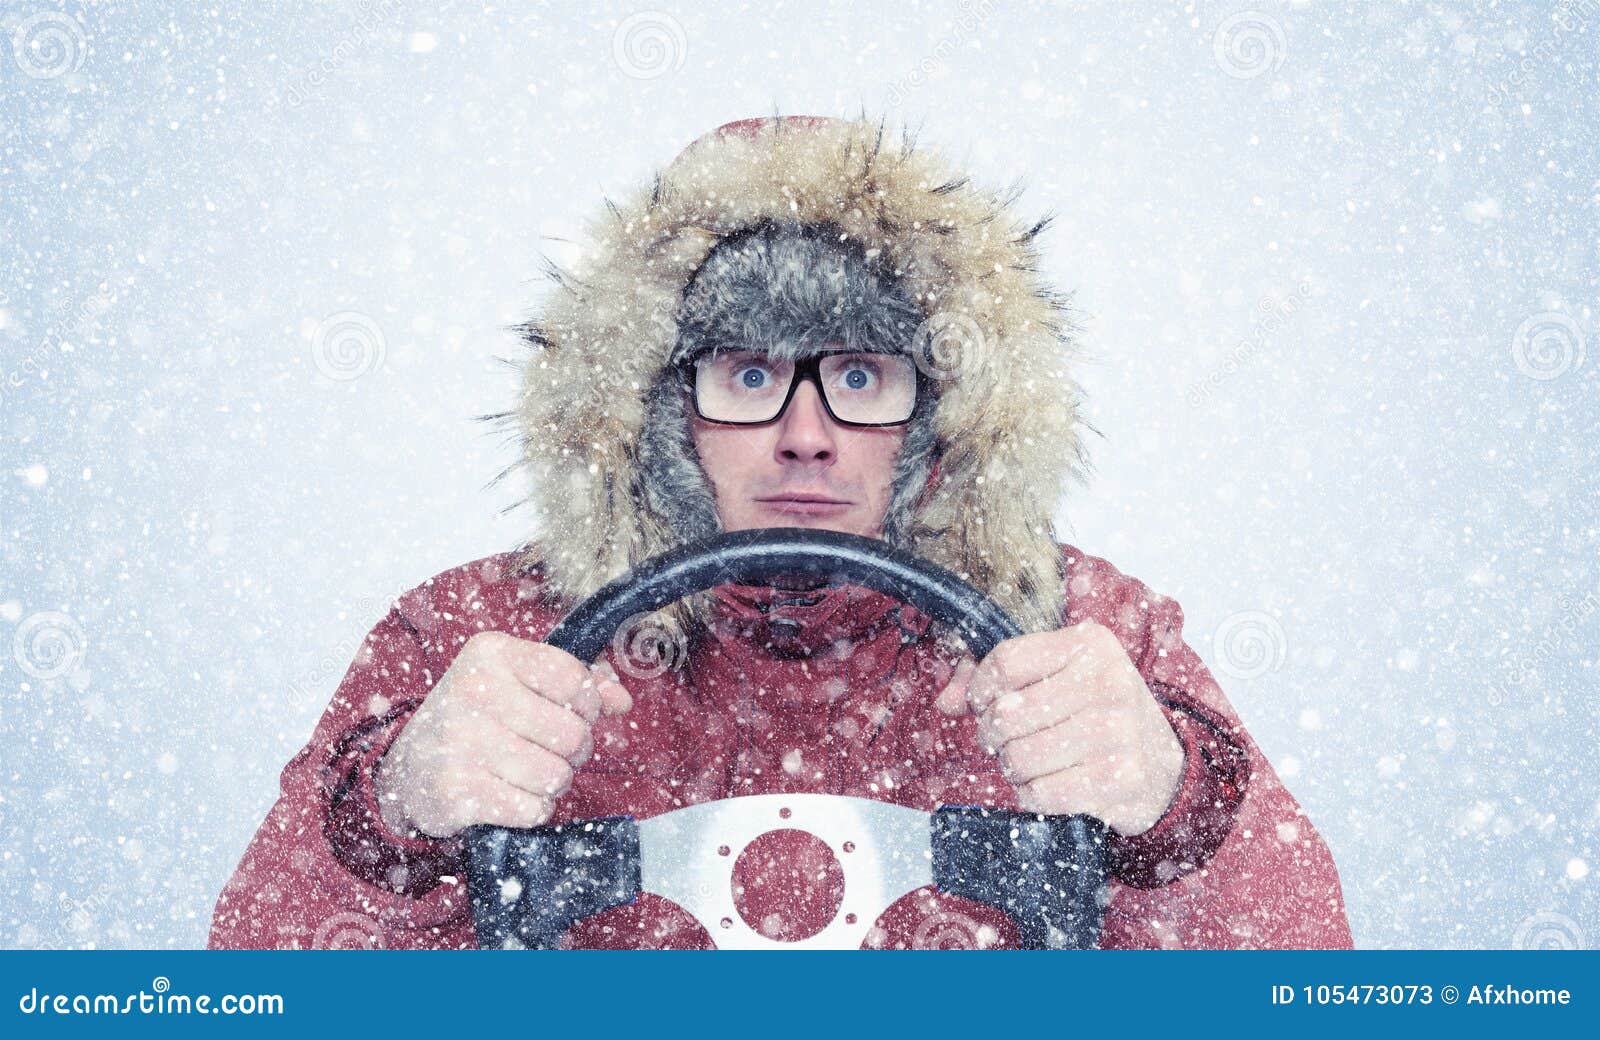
(509, 115, 1085, 636)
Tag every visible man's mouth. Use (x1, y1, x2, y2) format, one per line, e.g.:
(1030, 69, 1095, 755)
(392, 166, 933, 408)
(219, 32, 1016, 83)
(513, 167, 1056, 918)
(754, 493, 853, 517)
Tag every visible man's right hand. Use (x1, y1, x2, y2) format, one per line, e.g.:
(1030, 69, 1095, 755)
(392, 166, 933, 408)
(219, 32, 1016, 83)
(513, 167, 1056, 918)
(374, 631, 633, 838)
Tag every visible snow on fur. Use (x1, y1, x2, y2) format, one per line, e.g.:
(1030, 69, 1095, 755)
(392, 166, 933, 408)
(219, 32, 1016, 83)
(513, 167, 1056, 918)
(508, 115, 1087, 636)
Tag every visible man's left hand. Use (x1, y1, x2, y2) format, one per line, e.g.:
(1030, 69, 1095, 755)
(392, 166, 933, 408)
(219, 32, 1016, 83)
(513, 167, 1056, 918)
(935, 620, 1186, 836)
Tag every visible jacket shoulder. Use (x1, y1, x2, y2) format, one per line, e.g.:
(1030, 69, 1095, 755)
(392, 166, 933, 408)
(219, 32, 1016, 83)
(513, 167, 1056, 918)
(1055, 542, 1183, 642)
(391, 551, 565, 648)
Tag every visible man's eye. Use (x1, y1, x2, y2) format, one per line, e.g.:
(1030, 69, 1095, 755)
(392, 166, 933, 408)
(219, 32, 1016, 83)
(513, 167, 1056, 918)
(837, 366, 876, 390)
(737, 366, 770, 389)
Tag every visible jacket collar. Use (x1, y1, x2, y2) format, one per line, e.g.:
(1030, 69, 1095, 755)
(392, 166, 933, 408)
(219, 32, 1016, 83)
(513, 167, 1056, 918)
(703, 580, 932, 657)
(684, 581, 935, 713)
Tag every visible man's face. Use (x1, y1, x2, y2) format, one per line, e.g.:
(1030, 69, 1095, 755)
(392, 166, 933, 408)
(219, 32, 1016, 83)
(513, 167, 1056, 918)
(690, 372, 906, 538)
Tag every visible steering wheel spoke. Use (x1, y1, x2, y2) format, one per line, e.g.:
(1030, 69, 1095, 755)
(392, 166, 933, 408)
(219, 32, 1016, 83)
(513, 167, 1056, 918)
(639, 793, 931, 950)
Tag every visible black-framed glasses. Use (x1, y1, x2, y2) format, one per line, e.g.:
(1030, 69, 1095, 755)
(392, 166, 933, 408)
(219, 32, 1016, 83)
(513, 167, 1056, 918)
(688, 350, 920, 427)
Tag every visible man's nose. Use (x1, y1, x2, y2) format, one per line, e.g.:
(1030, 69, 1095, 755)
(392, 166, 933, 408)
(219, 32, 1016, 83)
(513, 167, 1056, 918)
(774, 381, 837, 464)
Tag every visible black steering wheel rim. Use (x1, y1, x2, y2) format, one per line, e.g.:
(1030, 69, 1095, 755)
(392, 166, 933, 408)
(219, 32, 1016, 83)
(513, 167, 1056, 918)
(542, 527, 1024, 664)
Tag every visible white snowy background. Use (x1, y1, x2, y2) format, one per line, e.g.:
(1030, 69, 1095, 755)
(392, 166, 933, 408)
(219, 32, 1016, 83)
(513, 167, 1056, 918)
(1, 0, 1594, 949)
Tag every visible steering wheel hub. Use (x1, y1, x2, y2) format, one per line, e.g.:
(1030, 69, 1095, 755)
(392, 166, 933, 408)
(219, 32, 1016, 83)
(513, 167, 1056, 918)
(731, 828, 845, 942)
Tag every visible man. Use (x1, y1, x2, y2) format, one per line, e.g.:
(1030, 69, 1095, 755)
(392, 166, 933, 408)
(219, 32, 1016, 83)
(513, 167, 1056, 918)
(209, 115, 1352, 949)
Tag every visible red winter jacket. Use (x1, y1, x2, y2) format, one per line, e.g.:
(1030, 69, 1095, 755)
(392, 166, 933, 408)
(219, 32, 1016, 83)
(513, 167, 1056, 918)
(209, 545, 1353, 949)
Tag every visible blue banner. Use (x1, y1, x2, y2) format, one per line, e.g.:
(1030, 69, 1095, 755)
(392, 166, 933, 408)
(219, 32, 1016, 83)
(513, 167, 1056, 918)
(2, 951, 1593, 1036)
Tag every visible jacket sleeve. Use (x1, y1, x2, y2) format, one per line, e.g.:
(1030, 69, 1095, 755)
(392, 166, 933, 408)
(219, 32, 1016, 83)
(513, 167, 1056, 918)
(207, 607, 476, 949)
(1066, 553, 1354, 949)
(1102, 675, 1249, 889)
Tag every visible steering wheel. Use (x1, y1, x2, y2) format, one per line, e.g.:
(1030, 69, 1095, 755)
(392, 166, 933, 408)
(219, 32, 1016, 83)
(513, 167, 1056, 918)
(464, 528, 1110, 950)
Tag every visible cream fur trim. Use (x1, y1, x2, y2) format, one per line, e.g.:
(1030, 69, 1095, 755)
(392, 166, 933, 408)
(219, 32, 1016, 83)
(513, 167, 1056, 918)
(512, 116, 1085, 635)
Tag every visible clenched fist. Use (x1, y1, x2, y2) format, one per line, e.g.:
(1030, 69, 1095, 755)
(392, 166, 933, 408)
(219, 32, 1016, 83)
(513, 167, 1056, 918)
(936, 620, 1185, 837)
(375, 631, 632, 838)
